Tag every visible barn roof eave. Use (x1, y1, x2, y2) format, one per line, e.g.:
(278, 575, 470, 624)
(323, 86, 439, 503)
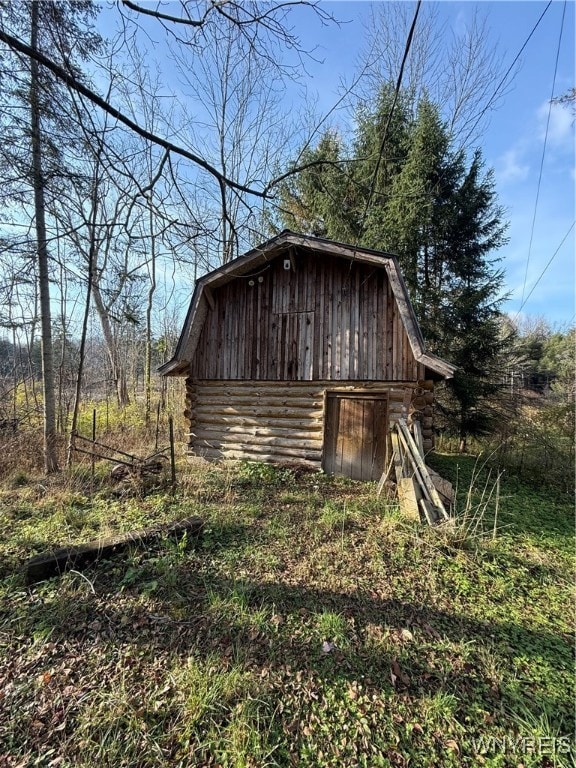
(418, 353, 457, 380)
(157, 358, 189, 377)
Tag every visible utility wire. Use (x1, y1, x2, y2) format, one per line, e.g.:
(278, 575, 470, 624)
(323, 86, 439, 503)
(512, 220, 575, 323)
(357, 0, 549, 238)
(458, 0, 553, 150)
(519, 0, 567, 309)
(358, 0, 422, 237)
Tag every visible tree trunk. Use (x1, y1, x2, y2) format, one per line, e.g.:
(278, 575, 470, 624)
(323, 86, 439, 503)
(145, 203, 156, 425)
(91, 280, 130, 407)
(67, 175, 100, 465)
(459, 415, 467, 453)
(30, 2, 59, 473)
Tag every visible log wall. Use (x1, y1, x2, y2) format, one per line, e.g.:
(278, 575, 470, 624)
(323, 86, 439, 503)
(186, 379, 435, 467)
(190, 253, 424, 382)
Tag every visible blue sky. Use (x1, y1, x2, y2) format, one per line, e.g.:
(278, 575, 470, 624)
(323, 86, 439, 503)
(282, 1, 575, 326)
(97, 1, 574, 328)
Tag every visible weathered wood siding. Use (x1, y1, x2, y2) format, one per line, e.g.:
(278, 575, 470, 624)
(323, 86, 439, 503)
(186, 379, 433, 467)
(190, 253, 422, 381)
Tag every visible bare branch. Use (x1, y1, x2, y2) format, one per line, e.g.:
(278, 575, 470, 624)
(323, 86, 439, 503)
(119, 0, 210, 27)
(0, 25, 268, 198)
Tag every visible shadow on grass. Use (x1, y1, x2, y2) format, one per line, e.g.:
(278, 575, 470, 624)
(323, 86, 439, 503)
(20, 550, 574, 730)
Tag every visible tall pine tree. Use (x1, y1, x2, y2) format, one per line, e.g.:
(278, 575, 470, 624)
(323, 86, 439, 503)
(278, 88, 508, 445)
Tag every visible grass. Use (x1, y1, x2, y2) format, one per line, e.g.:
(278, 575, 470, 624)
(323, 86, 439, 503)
(0, 453, 573, 767)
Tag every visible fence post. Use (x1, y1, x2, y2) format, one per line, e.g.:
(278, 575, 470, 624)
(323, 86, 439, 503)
(168, 415, 176, 489)
(91, 408, 97, 485)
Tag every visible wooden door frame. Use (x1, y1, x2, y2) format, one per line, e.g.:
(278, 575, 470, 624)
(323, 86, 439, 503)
(322, 390, 389, 479)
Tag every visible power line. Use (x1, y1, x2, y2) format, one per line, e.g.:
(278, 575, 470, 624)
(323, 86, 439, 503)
(512, 220, 575, 322)
(359, 0, 422, 236)
(459, 0, 553, 150)
(520, 0, 567, 309)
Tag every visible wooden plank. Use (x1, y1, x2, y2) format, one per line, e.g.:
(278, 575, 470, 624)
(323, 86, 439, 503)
(349, 266, 357, 379)
(194, 434, 322, 451)
(395, 420, 448, 521)
(398, 477, 421, 521)
(385, 278, 393, 379)
(419, 498, 438, 526)
(195, 417, 323, 431)
(359, 399, 371, 480)
(390, 432, 404, 483)
(361, 268, 370, 380)
(195, 396, 325, 410)
(252, 279, 259, 379)
(326, 260, 334, 378)
(196, 447, 321, 467)
(26, 517, 204, 585)
(427, 467, 455, 506)
(312, 258, 321, 379)
(337, 396, 349, 476)
(204, 285, 215, 310)
(372, 271, 379, 380)
(196, 395, 323, 408)
(215, 291, 223, 378)
(195, 406, 325, 419)
(376, 451, 395, 496)
(195, 379, 403, 392)
(255, 273, 262, 379)
(412, 420, 424, 457)
(194, 425, 322, 440)
(392, 286, 400, 379)
(195, 443, 323, 461)
(279, 312, 287, 380)
(288, 262, 297, 378)
(370, 396, 387, 481)
(334, 268, 342, 378)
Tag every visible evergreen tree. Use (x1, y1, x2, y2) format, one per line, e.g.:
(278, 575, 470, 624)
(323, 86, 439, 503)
(279, 131, 358, 242)
(278, 87, 508, 445)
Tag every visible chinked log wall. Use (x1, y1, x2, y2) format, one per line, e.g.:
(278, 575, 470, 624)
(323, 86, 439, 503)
(185, 379, 435, 467)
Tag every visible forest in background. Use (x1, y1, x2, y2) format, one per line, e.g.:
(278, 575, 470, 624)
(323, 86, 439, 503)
(0, 1, 573, 485)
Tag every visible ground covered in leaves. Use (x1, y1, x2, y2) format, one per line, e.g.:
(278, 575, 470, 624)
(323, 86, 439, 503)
(0, 455, 573, 767)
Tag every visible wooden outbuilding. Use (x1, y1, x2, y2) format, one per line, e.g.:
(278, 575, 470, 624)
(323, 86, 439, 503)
(160, 231, 456, 481)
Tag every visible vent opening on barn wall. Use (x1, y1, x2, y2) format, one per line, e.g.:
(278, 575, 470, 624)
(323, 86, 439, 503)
(323, 391, 389, 481)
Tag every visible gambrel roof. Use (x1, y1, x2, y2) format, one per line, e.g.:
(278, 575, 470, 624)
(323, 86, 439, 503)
(159, 230, 456, 379)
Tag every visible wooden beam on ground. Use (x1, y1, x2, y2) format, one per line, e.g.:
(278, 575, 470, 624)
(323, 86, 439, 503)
(25, 517, 203, 585)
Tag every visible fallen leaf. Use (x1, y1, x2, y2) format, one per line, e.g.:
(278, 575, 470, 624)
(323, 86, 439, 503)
(400, 628, 413, 641)
(422, 622, 441, 640)
(445, 739, 459, 753)
(390, 659, 410, 687)
(322, 641, 336, 654)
